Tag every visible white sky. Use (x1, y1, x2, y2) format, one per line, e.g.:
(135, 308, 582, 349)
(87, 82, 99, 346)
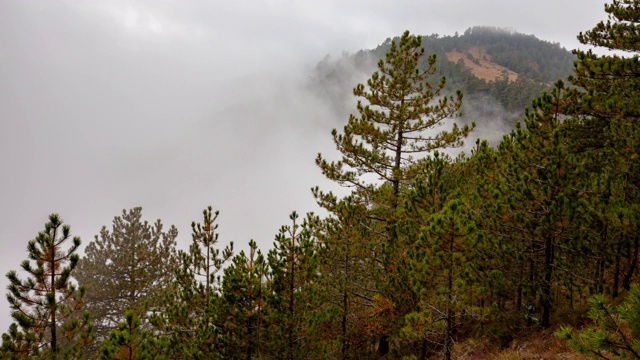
(0, 0, 608, 330)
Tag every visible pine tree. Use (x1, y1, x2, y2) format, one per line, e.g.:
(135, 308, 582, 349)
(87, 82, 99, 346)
(265, 212, 319, 359)
(3, 214, 92, 359)
(473, 141, 542, 324)
(312, 198, 380, 359)
(564, 0, 640, 296)
(313, 30, 473, 357)
(570, 170, 629, 297)
(74, 207, 177, 350)
(420, 198, 478, 360)
(1, 323, 35, 359)
(314, 30, 472, 210)
(150, 206, 232, 359)
(217, 240, 266, 359)
(557, 285, 640, 359)
(99, 311, 166, 360)
(479, 82, 579, 328)
(190, 206, 233, 322)
(397, 153, 488, 360)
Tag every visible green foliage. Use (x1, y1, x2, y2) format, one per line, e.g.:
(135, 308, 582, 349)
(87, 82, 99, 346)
(577, 0, 640, 53)
(99, 311, 166, 360)
(1, 323, 36, 359)
(557, 285, 640, 359)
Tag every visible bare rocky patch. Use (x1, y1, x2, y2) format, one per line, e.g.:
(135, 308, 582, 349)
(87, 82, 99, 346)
(446, 47, 518, 82)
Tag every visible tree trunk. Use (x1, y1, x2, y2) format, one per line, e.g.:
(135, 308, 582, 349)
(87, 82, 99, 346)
(288, 236, 296, 360)
(444, 312, 452, 360)
(540, 236, 553, 329)
(392, 101, 404, 203)
(613, 239, 622, 298)
(623, 235, 639, 291)
(377, 336, 389, 357)
(205, 243, 211, 330)
(444, 233, 454, 360)
(50, 227, 58, 359)
(341, 251, 349, 360)
(246, 315, 254, 360)
(419, 339, 428, 360)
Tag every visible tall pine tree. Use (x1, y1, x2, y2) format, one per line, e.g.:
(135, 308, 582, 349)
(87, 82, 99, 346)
(314, 30, 472, 210)
(564, 0, 640, 296)
(314, 30, 473, 356)
(313, 198, 380, 358)
(3, 214, 92, 359)
(265, 212, 319, 359)
(479, 82, 580, 328)
(151, 206, 233, 359)
(217, 240, 266, 359)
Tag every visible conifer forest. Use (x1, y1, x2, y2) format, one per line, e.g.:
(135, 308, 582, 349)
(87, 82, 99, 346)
(4, 1, 640, 359)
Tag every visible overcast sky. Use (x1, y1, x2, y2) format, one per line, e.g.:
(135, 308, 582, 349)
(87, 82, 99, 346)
(0, 0, 608, 330)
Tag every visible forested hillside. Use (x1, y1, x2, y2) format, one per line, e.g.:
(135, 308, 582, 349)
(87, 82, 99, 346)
(3, 1, 640, 359)
(311, 26, 575, 130)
